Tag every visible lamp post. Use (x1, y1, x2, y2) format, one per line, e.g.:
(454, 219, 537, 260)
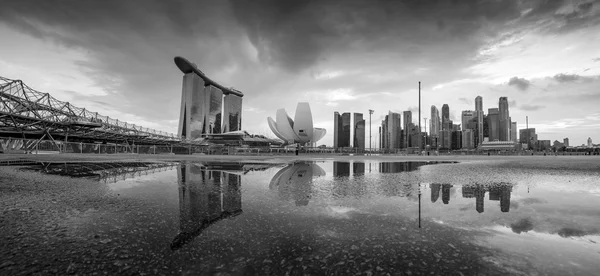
(369, 109, 374, 155)
(418, 81, 421, 152)
(424, 117, 428, 149)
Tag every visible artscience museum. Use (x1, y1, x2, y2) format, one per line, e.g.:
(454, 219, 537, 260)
(267, 103, 326, 145)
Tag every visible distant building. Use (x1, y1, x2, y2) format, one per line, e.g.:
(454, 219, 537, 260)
(537, 140, 551, 151)
(342, 113, 351, 147)
(452, 130, 462, 150)
(461, 110, 475, 132)
(403, 111, 412, 148)
(430, 105, 441, 137)
(519, 128, 538, 150)
(479, 141, 517, 151)
(475, 96, 484, 147)
(334, 112, 342, 148)
(440, 130, 451, 149)
(462, 129, 474, 149)
(488, 108, 499, 141)
(588, 137, 593, 147)
(442, 104, 450, 131)
(353, 113, 365, 150)
(498, 97, 510, 141)
(510, 122, 517, 142)
(381, 112, 402, 150)
(563, 138, 569, 147)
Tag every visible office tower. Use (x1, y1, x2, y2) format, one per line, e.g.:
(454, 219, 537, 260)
(440, 130, 451, 149)
(462, 129, 474, 149)
(430, 184, 441, 203)
(563, 138, 569, 147)
(403, 111, 413, 148)
(519, 128, 538, 150)
(353, 113, 365, 149)
(430, 106, 441, 147)
(381, 116, 388, 149)
(488, 108, 499, 141)
(452, 123, 460, 131)
(342, 113, 351, 147)
(461, 110, 475, 131)
(511, 122, 517, 142)
(475, 96, 483, 112)
(475, 96, 484, 146)
(442, 104, 450, 130)
(483, 114, 489, 140)
(378, 126, 382, 148)
(387, 111, 402, 149)
(451, 130, 462, 150)
(334, 112, 342, 148)
(588, 137, 593, 147)
(499, 97, 510, 141)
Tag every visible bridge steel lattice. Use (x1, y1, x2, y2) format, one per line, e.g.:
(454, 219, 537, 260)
(0, 76, 191, 151)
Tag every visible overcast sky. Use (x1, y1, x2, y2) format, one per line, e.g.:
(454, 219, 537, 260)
(1, 0, 599, 146)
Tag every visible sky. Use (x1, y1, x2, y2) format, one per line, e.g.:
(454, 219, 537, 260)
(0, 0, 599, 146)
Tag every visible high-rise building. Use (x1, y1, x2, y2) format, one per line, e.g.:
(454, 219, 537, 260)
(442, 104, 450, 130)
(499, 97, 510, 141)
(451, 130, 462, 150)
(563, 138, 569, 147)
(588, 137, 593, 147)
(461, 110, 475, 131)
(381, 116, 387, 149)
(353, 113, 365, 150)
(342, 113, 351, 147)
(462, 129, 474, 149)
(403, 111, 412, 148)
(519, 128, 538, 150)
(475, 96, 484, 147)
(387, 112, 402, 149)
(334, 112, 342, 148)
(488, 108, 499, 141)
(430, 105, 440, 137)
(222, 94, 242, 132)
(440, 130, 451, 149)
(511, 122, 517, 142)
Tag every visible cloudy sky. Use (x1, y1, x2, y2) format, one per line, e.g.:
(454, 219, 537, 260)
(1, 0, 599, 146)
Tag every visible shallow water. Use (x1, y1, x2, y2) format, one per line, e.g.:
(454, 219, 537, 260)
(14, 159, 600, 275)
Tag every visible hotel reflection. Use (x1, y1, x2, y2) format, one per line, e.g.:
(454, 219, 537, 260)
(172, 163, 247, 250)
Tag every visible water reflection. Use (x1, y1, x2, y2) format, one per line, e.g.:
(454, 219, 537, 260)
(461, 184, 512, 213)
(172, 162, 278, 250)
(21, 161, 177, 183)
(269, 162, 325, 206)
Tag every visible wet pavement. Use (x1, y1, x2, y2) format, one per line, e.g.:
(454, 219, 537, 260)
(1, 158, 600, 275)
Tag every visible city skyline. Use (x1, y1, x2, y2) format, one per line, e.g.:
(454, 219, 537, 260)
(0, 0, 599, 146)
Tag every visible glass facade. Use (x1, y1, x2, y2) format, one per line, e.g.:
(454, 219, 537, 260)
(223, 94, 242, 132)
(207, 86, 223, 134)
(353, 113, 365, 149)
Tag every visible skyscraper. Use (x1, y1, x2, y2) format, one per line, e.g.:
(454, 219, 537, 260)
(403, 111, 412, 148)
(499, 97, 510, 141)
(488, 108, 499, 141)
(563, 138, 569, 147)
(461, 110, 475, 131)
(511, 122, 517, 142)
(430, 105, 441, 148)
(342, 112, 351, 147)
(353, 113, 365, 150)
(333, 112, 342, 148)
(588, 137, 593, 147)
(387, 112, 402, 149)
(462, 129, 474, 149)
(442, 104, 450, 130)
(519, 128, 538, 150)
(475, 96, 484, 146)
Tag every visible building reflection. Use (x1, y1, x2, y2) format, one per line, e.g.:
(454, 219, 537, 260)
(461, 183, 513, 213)
(269, 162, 325, 206)
(333, 161, 351, 177)
(171, 162, 276, 250)
(353, 162, 365, 176)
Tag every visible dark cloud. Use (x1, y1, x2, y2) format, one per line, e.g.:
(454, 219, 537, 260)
(556, 227, 588, 238)
(594, 57, 600, 62)
(508, 77, 531, 91)
(520, 104, 545, 111)
(510, 217, 534, 234)
(230, 0, 523, 72)
(554, 73, 580, 82)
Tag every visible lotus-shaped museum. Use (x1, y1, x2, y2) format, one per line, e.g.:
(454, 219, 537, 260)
(267, 103, 326, 145)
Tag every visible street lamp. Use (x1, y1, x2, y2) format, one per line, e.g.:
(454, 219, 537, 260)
(369, 109, 374, 155)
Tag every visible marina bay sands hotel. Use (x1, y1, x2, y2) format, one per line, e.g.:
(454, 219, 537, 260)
(174, 57, 243, 140)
